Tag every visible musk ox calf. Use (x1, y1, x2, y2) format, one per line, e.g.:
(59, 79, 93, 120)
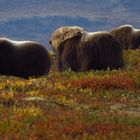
(111, 24, 140, 49)
(0, 38, 51, 78)
(49, 26, 124, 72)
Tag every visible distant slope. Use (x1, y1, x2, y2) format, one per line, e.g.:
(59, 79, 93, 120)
(0, 16, 110, 50)
(0, 0, 140, 50)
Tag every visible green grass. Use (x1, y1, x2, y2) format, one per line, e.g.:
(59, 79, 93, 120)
(0, 49, 140, 140)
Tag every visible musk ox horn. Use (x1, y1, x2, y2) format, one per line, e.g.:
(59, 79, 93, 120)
(0, 38, 51, 79)
(50, 26, 85, 51)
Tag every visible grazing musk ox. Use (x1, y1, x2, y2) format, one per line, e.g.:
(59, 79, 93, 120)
(111, 24, 140, 49)
(49, 26, 124, 72)
(0, 38, 51, 78)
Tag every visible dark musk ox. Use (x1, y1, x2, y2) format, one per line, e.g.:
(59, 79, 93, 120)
(0, 38, 51, 78)
(49, 26, 124, 72)
(111, 24, 140, 49)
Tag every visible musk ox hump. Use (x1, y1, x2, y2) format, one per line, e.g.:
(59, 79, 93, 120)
(81, 31, 109, 42)
(0, 37, 34, 47)
(111, 24, 133, 34)
(119, 24, 133, 29)
(50, 26, 85, 50)
(111, 24, 134, 49)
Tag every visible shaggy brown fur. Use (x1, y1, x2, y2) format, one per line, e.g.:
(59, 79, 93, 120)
(111, 24, 140, 49)
(0, 38, 51, 78)
(132, 30, 140, 49)
(50, 26, 124, 72)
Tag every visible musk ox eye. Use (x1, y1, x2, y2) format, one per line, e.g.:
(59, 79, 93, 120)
(49, 40, 52, 45)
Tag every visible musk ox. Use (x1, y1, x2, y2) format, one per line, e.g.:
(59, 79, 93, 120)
(49, 26, 124, 72)
(111, 24, 140, 49)
(0, 38, 51, 78)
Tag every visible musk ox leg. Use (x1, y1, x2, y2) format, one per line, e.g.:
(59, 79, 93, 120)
(77, 44, 93, 72)
(58, 53, 72, 72)
(81, 34, 124, 71)
(61, 48, 79, 72)
(55, 51, 70, 72)
(15, 45, 50, 79)
(93, 36, 124, 70)
(132, 32, 140, 49)
(55, 51, 64, 72)
(56, 39, 79, 72)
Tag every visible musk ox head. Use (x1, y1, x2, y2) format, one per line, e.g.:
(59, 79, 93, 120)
(111, 24, 140, 49)
(49, 26, 85, 52)
(0, 38, 51, 79)
(50, 26, 124, 72)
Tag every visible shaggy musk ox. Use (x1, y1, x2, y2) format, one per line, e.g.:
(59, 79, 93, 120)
(0, 38, 51, 78)
(49, 26, 124, 72)
(111, 24, 140, 49)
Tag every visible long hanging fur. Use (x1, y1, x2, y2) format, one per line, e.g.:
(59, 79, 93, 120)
(50, 26, 124, 72)
(0, 38, 51, 78)
(111, 24, 140, 49)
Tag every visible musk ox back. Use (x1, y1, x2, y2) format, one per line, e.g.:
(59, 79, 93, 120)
(111, 24, 140, 49)
(0, 38, 51, 78)
(50, 26, 124, 72)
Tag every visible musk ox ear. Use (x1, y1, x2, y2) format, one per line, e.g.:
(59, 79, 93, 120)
(50, 26, 85, 51)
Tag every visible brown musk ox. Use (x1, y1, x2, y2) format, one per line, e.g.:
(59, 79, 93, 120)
(0, 38, 51, 78)
(111, 24, 140, 49)
(49, 26, 124, 72)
